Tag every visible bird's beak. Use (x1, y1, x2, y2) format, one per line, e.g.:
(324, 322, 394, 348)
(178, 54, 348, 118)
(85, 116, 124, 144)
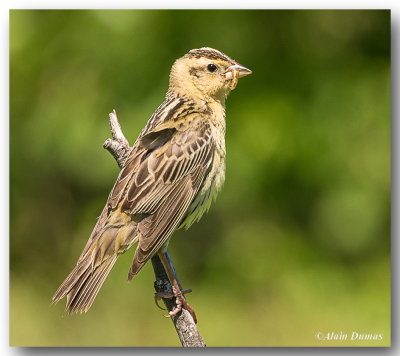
(224, 64, 252, 79)
(224, 64, 252, 90)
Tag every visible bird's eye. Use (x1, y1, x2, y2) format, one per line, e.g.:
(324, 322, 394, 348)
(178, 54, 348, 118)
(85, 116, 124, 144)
(207, 64, 217, 72)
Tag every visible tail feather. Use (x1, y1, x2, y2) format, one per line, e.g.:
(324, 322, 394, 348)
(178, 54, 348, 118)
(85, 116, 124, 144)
(66, 256, 118, 313)
(52, 253, 118, 314)
(52, 256, 93, 304)
(52, 208, 139, 314)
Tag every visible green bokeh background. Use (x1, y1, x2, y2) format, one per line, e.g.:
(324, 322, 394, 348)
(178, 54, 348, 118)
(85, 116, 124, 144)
(10, 10, 390, 347)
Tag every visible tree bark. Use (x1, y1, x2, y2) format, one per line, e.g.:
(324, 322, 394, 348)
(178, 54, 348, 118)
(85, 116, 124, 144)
(103, 110, 206, 347)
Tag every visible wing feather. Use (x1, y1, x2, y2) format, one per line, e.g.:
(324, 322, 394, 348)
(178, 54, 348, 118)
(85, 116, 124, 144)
(128, 173, 200, 279)
(97, 116, 215, 279)
(105, 117, 215, 278)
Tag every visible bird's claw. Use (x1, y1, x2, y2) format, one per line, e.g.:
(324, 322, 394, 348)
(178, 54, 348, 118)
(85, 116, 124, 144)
(154, 294, 167, 310)
(154, 288, 197, 323)
(165, 293, 197, 324)
(154, 288, 192, 310)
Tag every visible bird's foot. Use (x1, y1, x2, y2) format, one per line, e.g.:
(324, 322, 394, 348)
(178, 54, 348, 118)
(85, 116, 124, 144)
(154, 288, 192, 309)
(168, 287, 197, 324)
(154, 287, 197, 323)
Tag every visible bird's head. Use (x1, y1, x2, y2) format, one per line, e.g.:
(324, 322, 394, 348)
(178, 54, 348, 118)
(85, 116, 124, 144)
(168, 47, 252, 103)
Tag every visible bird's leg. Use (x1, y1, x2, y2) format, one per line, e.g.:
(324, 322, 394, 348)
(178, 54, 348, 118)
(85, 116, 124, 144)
(155, 250, 197, 323)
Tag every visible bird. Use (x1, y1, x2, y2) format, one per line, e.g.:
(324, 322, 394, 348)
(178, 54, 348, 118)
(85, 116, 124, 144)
(52, 47, 252, 321)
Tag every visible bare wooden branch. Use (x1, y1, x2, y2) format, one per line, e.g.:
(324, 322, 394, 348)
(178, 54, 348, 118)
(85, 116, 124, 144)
(103, 110, 206, 347)
(103, 110, 131, 169)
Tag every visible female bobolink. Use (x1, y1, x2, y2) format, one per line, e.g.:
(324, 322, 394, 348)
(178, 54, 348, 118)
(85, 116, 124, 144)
(52, 47, 251, 320)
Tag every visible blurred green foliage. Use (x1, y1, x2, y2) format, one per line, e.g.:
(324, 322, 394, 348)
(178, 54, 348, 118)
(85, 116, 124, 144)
(10, 10, 390, 346)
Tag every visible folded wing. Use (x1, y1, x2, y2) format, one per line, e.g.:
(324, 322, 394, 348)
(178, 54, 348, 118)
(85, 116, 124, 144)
(109, 117, 215, 278)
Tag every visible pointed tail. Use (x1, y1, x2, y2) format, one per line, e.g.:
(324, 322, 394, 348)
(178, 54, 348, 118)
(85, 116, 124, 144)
(52, 215, 137, 314)
(52, 253, 118, 314)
